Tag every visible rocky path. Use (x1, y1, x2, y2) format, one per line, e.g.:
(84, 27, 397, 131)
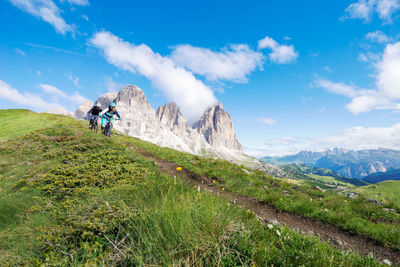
(131, 145, 400, 265)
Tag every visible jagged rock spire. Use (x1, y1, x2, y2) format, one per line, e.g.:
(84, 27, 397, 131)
(194, 102, 242, 151)
(116, 85, 151, 108)
(156, 102, 186, 128)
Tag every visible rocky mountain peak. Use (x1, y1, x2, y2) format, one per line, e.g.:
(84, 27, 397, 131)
(116, 85, 151, 108)
(94, 92, 118, 110)
(194, 102, 242, 151)
(74, 100, 93, 119)
(156, 102, 187, 128)
(68, 85, 244, 160)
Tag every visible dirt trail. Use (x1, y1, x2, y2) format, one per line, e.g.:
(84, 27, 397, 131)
(132, 145, 400, 265)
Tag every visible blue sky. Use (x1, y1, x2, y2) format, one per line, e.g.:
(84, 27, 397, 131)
(1, 0, 400, 156)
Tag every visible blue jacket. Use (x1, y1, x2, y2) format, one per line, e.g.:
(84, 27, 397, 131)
(101, 108, 121, 119)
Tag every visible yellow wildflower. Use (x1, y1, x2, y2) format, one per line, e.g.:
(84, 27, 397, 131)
(176, 167, 182, 172)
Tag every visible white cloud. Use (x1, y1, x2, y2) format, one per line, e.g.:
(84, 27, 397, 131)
(316, 79, 358, 98)
(316, 42, 400, 114)
(376, 42, 400, 99)
(0, 80, 62, 110)
(343, 0, 400, 23)
(81, 14, 89, 21)
(8, 0, 73, 34)
(39, 83, 87, 105)
(170, 44, 264, 82)
(69, 75, 81, 87)
(258, 117, 276, 125)
(90, 31, 218, 123)
(376, 0, 400, 21)
(343, 0, 374, 21)
(366, 30, 392, 43)
(258, 36, 298, 64)
(65, 0, 89, 6)
(358, 51, 380, 62)
(15, 48, 26, 56)
(253, 123, 400, 157)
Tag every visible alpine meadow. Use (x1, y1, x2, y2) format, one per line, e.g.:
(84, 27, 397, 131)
(1, 0, 400, 266)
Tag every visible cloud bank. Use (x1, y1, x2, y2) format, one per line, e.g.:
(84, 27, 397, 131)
(316, 41, 400, 114)
(90, 31, 218, 124)
(171, 44, 264, 82)
(246, 123, 400, 157)
(0, 80, 62, 110)
(0, 80, 87, 112)
(39, 83, 87, 104)
(343, 0, 400, 23)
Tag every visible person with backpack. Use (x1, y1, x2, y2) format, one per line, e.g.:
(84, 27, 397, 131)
(87, 104, 102, 129)
(99, 102, 121, 134)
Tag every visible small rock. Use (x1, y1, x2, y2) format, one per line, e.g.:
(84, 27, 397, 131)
(267, 218, 280, 225)
(313, 186, 322, 191)
(367, 199, 385, 206)
(347, 192, 356, 199)
(267, 224, 273, 229)
(242, 168, 250, 174)
(282, 190, 290, 195)
(383, 208, 395, 212)
(263, 186, 269, 191)
(382, 259, 391, 266)
(332, 239, 344, 246)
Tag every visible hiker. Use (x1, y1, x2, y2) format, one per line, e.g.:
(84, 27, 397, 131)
(87, 104, 102, 128)
(99, 102, 121, 133)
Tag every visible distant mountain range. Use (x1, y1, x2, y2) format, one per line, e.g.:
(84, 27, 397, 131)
(262, 148, 400, 179)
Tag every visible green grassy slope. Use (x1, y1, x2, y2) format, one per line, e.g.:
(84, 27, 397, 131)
(280, 163, 367, 188)
(0, 109, 380, 266)
(122, 134, 400, 250)
(0, 109, 71, 142)
(353, 180, 400, 204)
